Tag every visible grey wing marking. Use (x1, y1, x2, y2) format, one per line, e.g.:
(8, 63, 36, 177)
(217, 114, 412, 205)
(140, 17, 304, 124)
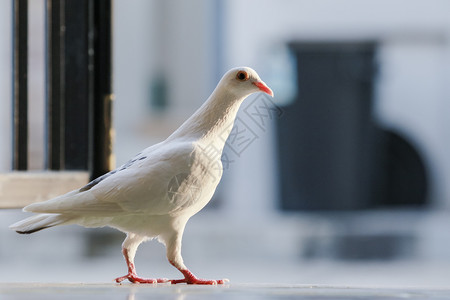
(79, 154, 147, 192)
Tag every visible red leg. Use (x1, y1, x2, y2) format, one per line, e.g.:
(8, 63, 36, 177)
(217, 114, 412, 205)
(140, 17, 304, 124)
(169, 260, 229, 285)
(115, 248, 168, 284)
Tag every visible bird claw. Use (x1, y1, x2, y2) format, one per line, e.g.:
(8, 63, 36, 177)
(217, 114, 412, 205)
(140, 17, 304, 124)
(115, 274, 169, 284)
(168, 266, 229, 285)
(170, 277, 230, 285)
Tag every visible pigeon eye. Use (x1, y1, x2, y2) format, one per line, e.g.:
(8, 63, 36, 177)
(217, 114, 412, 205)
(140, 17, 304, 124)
(236, 71, 249, 81)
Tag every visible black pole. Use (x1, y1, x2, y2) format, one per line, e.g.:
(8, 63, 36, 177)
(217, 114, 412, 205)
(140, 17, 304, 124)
(13, 0, 28, 170)
(46, 0, 65, 170)
(46, 0, 113, 178)
(63, 0, 91, 170)
(92, 0, 114, 179)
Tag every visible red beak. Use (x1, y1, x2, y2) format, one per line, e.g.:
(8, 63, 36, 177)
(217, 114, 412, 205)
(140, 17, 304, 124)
(253, 81, 274, 97)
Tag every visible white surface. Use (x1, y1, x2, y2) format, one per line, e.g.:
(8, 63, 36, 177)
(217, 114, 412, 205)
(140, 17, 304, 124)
(2, 210, 450, 288)
(1, 283, 449, 300)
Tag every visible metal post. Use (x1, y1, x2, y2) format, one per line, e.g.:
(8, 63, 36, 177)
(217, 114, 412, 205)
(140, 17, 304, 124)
(46, 0, 65, 170)
(92, 0, 114, 179)
(46, 0, 113, 178)
(13, 0, 28, 170)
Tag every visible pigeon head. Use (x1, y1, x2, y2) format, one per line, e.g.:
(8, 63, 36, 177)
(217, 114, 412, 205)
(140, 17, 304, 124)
(220, 67, 274, 98)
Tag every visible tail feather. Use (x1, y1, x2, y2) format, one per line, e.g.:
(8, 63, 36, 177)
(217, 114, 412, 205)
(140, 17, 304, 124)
(9, 214, 74, 234)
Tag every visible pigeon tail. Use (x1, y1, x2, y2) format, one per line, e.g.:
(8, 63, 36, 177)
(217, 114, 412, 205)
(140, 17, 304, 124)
(9, 213, 74, 234)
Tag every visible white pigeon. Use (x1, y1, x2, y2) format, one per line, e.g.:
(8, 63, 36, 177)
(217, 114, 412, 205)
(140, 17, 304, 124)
(10, 67, 273, 285)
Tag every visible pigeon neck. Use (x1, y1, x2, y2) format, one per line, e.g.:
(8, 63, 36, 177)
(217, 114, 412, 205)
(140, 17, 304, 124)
(167, 89, 245, 147)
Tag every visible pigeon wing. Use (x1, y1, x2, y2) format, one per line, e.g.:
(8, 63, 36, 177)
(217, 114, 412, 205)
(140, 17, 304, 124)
(24, 141, 201, 216)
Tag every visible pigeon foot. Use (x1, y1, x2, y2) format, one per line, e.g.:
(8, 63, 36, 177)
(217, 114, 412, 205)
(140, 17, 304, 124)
(170, 278, 229, 285)
(115, 273, 169, 284)
(170, 269, 229, 285)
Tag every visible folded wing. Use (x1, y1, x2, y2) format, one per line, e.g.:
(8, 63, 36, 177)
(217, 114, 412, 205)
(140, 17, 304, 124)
(24, 141, 199, 217)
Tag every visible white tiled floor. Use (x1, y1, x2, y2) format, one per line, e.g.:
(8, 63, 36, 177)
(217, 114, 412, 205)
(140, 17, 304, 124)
(2, 210, 450, 289)
(1, 283, 450, 300)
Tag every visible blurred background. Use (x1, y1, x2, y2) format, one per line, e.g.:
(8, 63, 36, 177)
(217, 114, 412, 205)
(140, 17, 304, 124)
(1, 0, 450, 287)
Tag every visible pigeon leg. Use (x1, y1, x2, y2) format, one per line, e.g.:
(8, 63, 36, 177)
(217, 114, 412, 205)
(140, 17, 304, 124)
(115, 234, 168, 284)
(165, 232, 229, 285)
